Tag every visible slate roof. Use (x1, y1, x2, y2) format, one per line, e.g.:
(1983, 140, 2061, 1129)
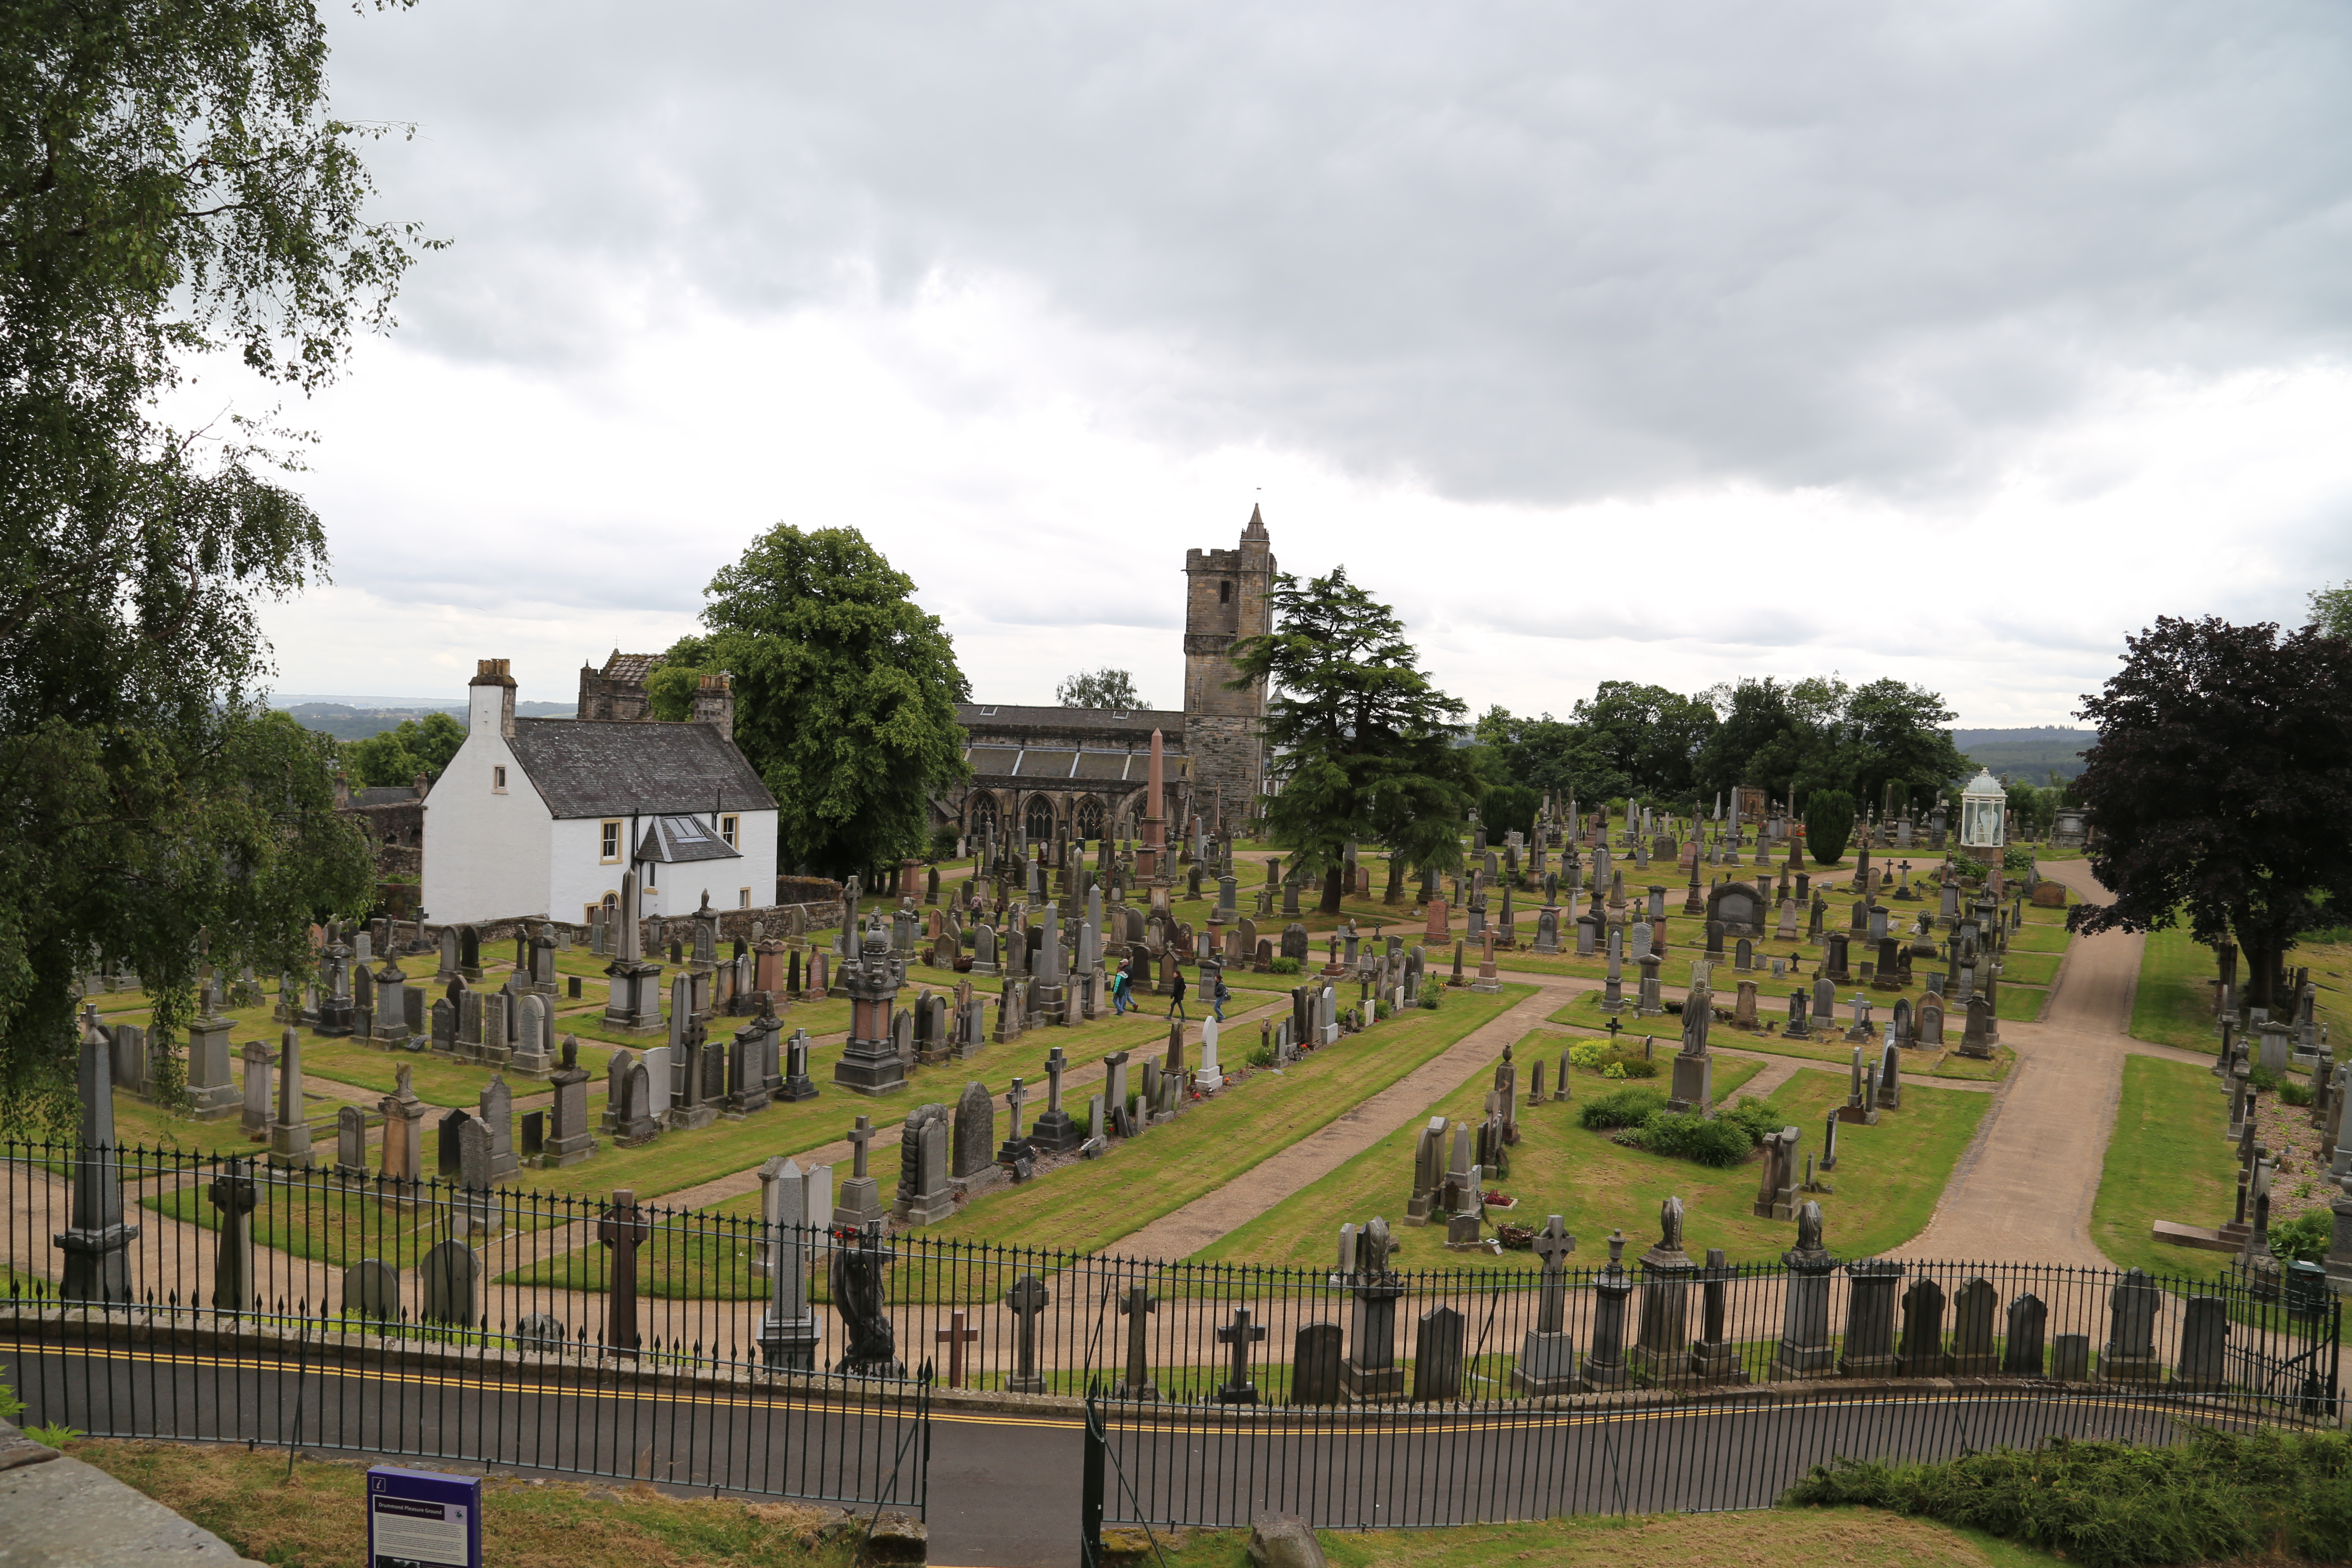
(600, 651, 662, 684)
(635, 814, 743, 864)
(504, 718, 777, 819)
(350, 787, 421, 808)
(956, 703, 1187, 737)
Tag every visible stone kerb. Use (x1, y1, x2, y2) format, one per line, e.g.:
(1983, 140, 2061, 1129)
(410, 899, 846, 951)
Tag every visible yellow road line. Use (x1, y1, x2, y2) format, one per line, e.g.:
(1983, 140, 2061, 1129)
(12, 1341, 2207, 1435)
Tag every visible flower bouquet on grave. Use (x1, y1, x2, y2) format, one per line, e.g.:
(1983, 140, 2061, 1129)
(1481, 1189, 1516, 1209)
(1495, 1222, 1536, 1250)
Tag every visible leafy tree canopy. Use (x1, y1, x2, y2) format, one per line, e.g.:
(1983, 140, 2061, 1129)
(1230, 567, 1477, 913)
(1473, 705, 1635, 807)
(2070, 616, 2352, 1009)
(682, 526, 970, 883)
(1693, 675, 1966, 816)
(1571, 683, 1718, 798)
(1056, 668, 1147, 709)
(2310, 582, 2352, 642)
(342, 711, 464, 788)
(0, 0, 429, 1129)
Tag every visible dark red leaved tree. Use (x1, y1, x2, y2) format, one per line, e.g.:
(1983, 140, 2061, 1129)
(2069, 616, 2352, 1009)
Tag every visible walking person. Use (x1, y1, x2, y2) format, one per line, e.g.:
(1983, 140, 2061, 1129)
(1210, 968, 1228, 1023)
(1167, 965, 1188, 1023)
(1111, 959, 1132, 1016)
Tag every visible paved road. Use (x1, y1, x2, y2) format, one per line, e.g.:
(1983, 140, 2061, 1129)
(5, 1339, 2263, 1568)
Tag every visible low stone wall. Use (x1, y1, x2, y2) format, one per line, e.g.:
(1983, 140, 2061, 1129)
(380, 899, 846, 955)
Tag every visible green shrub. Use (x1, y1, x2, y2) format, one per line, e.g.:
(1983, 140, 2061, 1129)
(1716, 1095, 1786, 1146)
(1418, 993, 1441, 1010)
(1267, 956, 1302, 975)
(2270, 1207, 2332, 1264)
(2281, 1078, 2315, 1107)
(1804, 789, 1854, 866)
(1577, 1085, 1665, 1130)
(1246, 1045, 1275, 1069)
(2249, 1064, 2282, 1093)
(1782, 1429, 2352, 1568)
(1566, 1039, 1657, 1078)
(1628, 1111, 1755, 1167)
(929, 824, 960, 860)
(2003, 844, 2037, 875)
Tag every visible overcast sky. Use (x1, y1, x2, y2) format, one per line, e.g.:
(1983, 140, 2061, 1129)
(236, 1, 2352, 725)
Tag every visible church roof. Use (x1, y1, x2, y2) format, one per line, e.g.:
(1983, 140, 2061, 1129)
(505, 717, 776, 820)
(599, 650, 662, 684)
(956, 703, 1187, 740)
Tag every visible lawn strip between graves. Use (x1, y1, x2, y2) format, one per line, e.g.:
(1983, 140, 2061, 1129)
(920, 984, 1536, 1256)
(2090, 1055, 2242, 1284)
(2128, 923, 2223, 1054)
(1201, 1059, 1989, 1272)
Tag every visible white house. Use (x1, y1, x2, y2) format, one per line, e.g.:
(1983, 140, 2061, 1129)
(420, 658, 780, 925)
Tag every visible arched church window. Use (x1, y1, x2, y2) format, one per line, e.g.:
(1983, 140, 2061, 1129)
(1025, 794, 1058, 844)
(1075, 798, 1105, 842)
(968, 794, 1000, 839)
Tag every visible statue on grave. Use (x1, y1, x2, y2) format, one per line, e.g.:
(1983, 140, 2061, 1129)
(1797, 1198, 1824, 1255)
(1357, 1215, 1397, 1279)
(1660, 1194, 1684, 1252)
(829, 1222, 904, 1377)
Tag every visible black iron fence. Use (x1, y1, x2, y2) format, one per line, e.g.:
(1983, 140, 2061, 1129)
(4, 1139, 2340, 1531)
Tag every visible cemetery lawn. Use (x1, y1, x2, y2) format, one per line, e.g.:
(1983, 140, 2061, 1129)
(70, 1440, 866, 1568)
(501, 1004, 1206, 1201)
(2090, 1055, 2242, 1284)
(1993, 983, 2049, 1022)
(1202, 1062, 1990, 1271)
(925, 984, 1537, 1255)
(1154, 1509, 2061, 1568)
(2128, 924, 2220, 1052)
(2003, 923, 2074, 954)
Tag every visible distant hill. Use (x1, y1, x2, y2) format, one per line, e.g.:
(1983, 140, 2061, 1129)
(277, 699, 573, 740)
(1950, 726, 2096, 783)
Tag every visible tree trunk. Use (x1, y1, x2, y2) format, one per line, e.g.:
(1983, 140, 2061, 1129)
(1320, 862, 1345, 916)
(2242, 934, 2285, 1012)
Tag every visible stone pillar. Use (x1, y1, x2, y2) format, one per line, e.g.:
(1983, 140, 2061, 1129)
(56, 1034, 138, 1303)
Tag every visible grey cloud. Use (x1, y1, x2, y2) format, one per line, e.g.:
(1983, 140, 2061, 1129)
(327, 0, 2352, 506)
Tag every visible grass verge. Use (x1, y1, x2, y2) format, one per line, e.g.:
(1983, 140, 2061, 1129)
(1202, 1058, 1988, 1271)
(69, 1440, 863, 1568)
(2089, 1055, 2240, 1283)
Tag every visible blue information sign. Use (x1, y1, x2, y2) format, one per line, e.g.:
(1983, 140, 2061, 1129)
(365, 1466, 482, 1568)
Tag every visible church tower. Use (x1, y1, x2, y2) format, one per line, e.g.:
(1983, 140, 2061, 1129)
(1182, 506, 1276, 832)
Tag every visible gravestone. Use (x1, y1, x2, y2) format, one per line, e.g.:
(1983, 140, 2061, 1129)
(1412, 1306, 1466, 1403)
(951, 1080, 996, 1181)
(421, 1238, 481, 1325)
(1292, 1322, 1344, 1406)
(343, 1257, 399, 1321)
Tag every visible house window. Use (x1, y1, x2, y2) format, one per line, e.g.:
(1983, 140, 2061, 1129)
(493, 765, 508, 793)
(721, 814, 739, 848)
(600, 820, 622, 863)
(739, 888, 752, 908)
(646, 861, 657, 888)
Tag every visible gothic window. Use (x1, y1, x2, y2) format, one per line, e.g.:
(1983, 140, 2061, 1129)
(968, 793, 999, 839)
(1025, 794, 1057, 843)
(1075, 798, 1105, 841)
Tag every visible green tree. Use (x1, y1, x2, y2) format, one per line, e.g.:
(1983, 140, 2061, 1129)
(342, 711, 464, 787)
(0, 0, 429, 1129)
(1055, 668, 1147, 709)
(1473, 707, 1632, 806)
(1804, 788, 1855, 865)
(2309, 582, 2352, 641)
(692, 526, 970, 882)
(2070, 616, 2352, 1009)
(1230, 567, 1478, 915)
(1844, 678, 1967, 813)
(1572, 683, 1718, 796)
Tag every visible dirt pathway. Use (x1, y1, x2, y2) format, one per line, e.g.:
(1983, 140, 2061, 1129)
(1114, 980, 1579, 1260)
(1888, 859, 2144, 1268)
